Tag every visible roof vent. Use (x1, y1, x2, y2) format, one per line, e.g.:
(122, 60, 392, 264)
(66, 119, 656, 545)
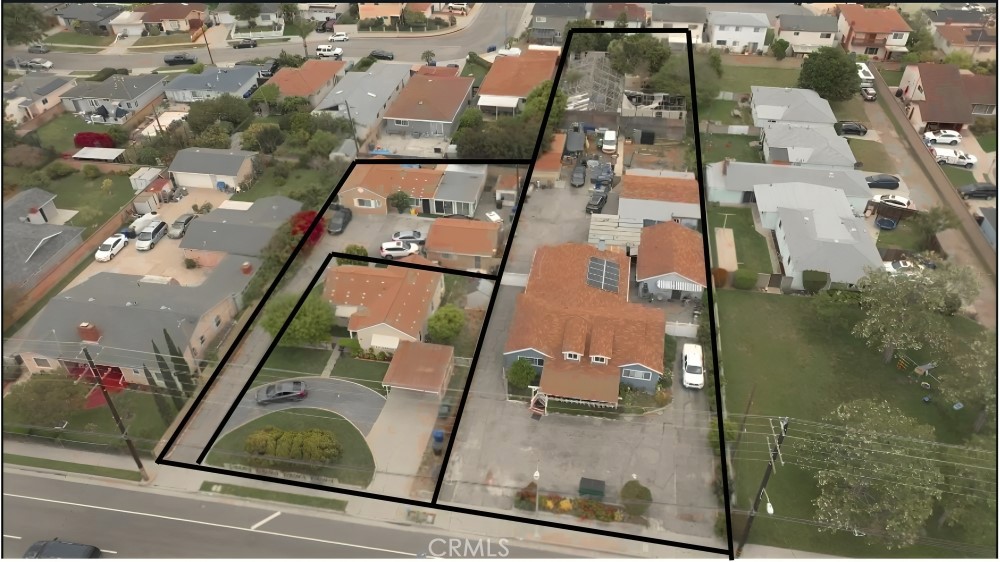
(598, 238, 606, 251)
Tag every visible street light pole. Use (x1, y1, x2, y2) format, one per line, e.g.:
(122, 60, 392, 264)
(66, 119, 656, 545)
(82, 347, 150, 481)
(735, 417, 788, 558)
(533, 464, 541, 538)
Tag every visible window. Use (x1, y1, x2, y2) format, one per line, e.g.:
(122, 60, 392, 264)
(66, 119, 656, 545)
(972, 104, 997, 115)
(622, 369, 652, 381)
(754, 27, 762, 32)
(891, 32, 904, 40)
(169, 20, 180, 30)
(865, 47, 879, 55)
(734, 26, 741, 32)
(564, 352, 580, 361)
(595, 20, 605, 26)
(718, 25, 727, 31)
(199, 335, 206, 344)
(355, 198, 381, 208)
(715, 39, 726, 46)
(820, 32, 832, 39)
(518, 356, 544, 367)
(793, 31, 800, 36)
(41, 97, 48, 105)
(394, 119, 409, 127)
(732, 40, 740, 47)
(33, 357, 51, 368)
(591, 356, 608, 365)
(89, 99, 100, 107)
(408, 197, 420, 207)
(214, 315, 221, 327)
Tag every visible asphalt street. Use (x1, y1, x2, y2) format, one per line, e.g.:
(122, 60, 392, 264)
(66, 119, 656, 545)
(1, 472, 568, 559)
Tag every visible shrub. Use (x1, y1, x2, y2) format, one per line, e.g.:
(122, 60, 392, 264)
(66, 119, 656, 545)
(88, 67, 129, 82)
(732, 269, 758, 290)
(466, 51, 492, 70)
(506, 359, 536, 390)
(3, 144, 51, 168)
(23, 170, 50, 187)
(711, 267, 729, 288)
(44, 161, 76, 180)
(620, 480, 653, 517)
(801, 270, 830, 293)
(969, 117, 997, 136)
(184, 258, 198, 269)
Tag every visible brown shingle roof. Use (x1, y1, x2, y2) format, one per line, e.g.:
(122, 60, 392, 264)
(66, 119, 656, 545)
(837, 4, 911, 33)
(495, 173, 520, 191)
(621, 175, 701, 204)
(936, 24, 997, 46)
(266, 60, 345, 97)
(135, 3, 206, 22)
(426, 218, 500, 257)
(636, 221, 707, 285)
(589, 3, 646, 22)
(478, 51, 558, 98)
(961, 73, 998, 105)
(914, 63, 972, 125)
(359, 3, 404, 19)
(325, 263, 442, 338)
(534, 133, 566, 173)
(342, 164, 444, 199)
(382, 341, 453, 393)
(383, 74, 474, 123)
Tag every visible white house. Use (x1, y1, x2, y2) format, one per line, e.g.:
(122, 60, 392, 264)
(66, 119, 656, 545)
(167, 148, 257, 191)
(215, 2, 283, 26)
(774, 207, 881, 290)
(164, 66, 265, 103)
(588, 3, 647, 29)
(775, 14, 839, 56)
(650, 5, 707, 43)
(707, 11, 770, 54)
(750, 86, 837, 129)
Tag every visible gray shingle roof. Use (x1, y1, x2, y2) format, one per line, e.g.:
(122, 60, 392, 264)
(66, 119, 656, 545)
(777, 14, 838, 33)
(62, 74, 166, 102)
(56, 3, 123, 22)
(434, 166, 487, 203)
(168, 147, 257, 176)
(2, 188, 86, 287)
(764, 125, 857, 168)
(776, 207, 881, 285)
(4, 188, 56, 216)
(752, 86, 837, 125)
(708, 11, 770, 28)
(754, 182, 856, 219)
(705, 161, 873, 200)
(923, 8, 990, 24)
(180, 196, 302, 256)
(651, 5, 707, 23)
(312, 62, 412, 134)
(4, 73, 72, 103)
(165, 65, 264, 94)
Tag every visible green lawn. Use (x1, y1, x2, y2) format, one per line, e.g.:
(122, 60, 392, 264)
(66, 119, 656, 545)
(47, 31, 113, 47)
(234, 167, 324, 202)
(876, 220, 923, 253)
(829, 96, 868, 123)
(700, 99, 750, 125)
(283, 22, 311, 37)
(200, 481, 348, 510)
(4, 168, 135, 238)
(460, 61, 490, 88)
(133, 34, 194, 46)
(3, 453, 143, 481)
(255, 346, 333, 386)
(717, 65, 800, 94)
(973, 128, 997, 153)
(700, 133, 763, 164)
(706, 205, 772, 274)
(880, 68, 905, 88)
(33, 114, 109, 153)
(330, 356, 389, 395)
(848, 139, 895, 173)
(719, 290, 991, 557)
(206, 408, 376, 487)
(940, 164, 977, 189)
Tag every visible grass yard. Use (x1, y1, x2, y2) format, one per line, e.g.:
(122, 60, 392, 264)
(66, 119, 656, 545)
(876, 220, 923, 253)
(829, 96, 868, 123)
(848, 139, 895, 174)
(717, 65, 799, 94)
(205, 408, 376, 487)
(200, 481, 348, 510)
(33, 114, 109, 153)
(47, 31, 113, 47)
(460, 61, 490, 88)
(330, 356, 390, 395)
(940, 164, 976, 189)
(255, 346, 333, 386)
(879, 68, 905, 87)
(700, 133, 763, 164)
(4, 168, 135, 238)
(234, 167, 324, 202)
(973, 128, 997, 153)
(699, 99, 750, 125)
(3, 454, 143, 481)
(718, 290, 992, 558)
(283, 22, 311, 36)
(133, 34, 195, 46)
(706, 205, 772, 274)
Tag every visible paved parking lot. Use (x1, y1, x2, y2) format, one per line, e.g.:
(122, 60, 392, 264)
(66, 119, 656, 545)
(506, 186, 611, 273)
(319, 212, 435, 257)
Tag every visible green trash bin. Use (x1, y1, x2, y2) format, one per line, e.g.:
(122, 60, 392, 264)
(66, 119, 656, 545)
(579, 477, 606, 501)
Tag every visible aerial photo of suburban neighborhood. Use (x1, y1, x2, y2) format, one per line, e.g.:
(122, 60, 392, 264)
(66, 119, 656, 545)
(1, 1, 997, 560)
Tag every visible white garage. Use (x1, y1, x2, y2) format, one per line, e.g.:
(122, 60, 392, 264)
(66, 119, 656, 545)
(167, 147, 257, 192)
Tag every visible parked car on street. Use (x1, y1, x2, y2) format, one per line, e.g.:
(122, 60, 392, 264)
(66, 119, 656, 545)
(392, 230, 425, 244)
(163, 53, 198, 65)
(24, 539, 102, 559)
(369, 49, 395, 60)
(959, 182, 998, 200)
(872, 194, 912, 209)
(570, 165, 586, 187)
(837, 121, 868, 136)
(923, 129, 963, 145)
(27, 44, 50, 54)
(233, 38, 257, 49)
(255, 381, 308, 405)
(326, 207, 353, 234)
(585, 193, 607, 214)
(167, 213, 197, 238)
(329, 32, 349, 41)
(860, 87, 877, 101)
(865, 174, 900, 190)
(932, 147, 977, 168)
(27, 58, 53, 70)
(94, 234, 128, 262)
(4, 58, 28, 68)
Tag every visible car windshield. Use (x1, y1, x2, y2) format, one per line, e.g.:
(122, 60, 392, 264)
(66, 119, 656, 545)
(686, 366, 703, 375)
(99, 243, 113, 252)
(138, 232, 152, 241)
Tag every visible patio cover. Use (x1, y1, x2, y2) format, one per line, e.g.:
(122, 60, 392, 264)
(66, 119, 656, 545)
(656, 279, 705, 292)
(73, 147, 126, 161)
(477, 94, 520, 108)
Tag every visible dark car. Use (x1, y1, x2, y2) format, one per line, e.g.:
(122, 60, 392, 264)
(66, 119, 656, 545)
(24, 539, 102, 559)
(370, 49, 395, 60)
(236, 58, 278, 77)
(837, 121, 868, 136)
(570, 165, 586, 187)
(233, 38, 257, 49)
(585, 193, 607, 214)
(167, 213, 197, 239)
(315, 18, 337, 32)
(4, 57, 28, 68)
(27, 44, 50, 54)
(959, 182, 998, 200)
(866, 174, 900, 190)
(163, 53, 197, 65)
(326, 207, 353, 234)
(255, 381, 308, 405)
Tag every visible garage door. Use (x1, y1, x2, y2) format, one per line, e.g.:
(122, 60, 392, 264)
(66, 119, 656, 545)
(172, 172, 215, 190)
(371, 333, 400, 351)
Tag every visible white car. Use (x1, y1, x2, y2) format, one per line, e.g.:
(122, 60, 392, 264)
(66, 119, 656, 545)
(932, 147, 977, 169)
(28, 58, 53, 70)
(883, 260, 925, 276)
(923, 129, 963, 146)
(379, 241, 420, 259)
(446, 3, 469, 11)
(329, 32, 349, 42)
(94, 234, 128, 262)
(872, 194, 912, 209)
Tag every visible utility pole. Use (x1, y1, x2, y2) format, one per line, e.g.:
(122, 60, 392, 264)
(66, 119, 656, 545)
(201, 20, 216, 66)
(342, 101, 360, 153)
(735, 417, 788, 558)
(82, 347, 150, 481)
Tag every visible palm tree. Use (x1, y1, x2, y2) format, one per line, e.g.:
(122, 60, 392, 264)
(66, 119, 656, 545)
(293, 15, 311, 58)
(421, 50, 436, 64)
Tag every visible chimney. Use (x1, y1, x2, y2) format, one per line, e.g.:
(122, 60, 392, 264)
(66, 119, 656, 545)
(598, 238, 607, 251)
(78, 322, 101, 343)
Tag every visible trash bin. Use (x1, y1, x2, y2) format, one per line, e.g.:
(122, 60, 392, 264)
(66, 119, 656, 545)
(432, 429, 446, 455)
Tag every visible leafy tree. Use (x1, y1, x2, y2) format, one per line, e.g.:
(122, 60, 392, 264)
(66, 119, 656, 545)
(910, 206, 960, 250)
(279, 3, 298, 21)
(287, 111, 317, 133)
(152, 340, 187, 409)
(797, 46, 861, 102)
(245, 426, 341, 471)
(565, 19, 611, 54)
(938, 433, 997, 541)
(770, 38, 789, 60)
(506, 358, 536, 390)
(421, 50, 436, 63)
(307, 129, 338, 157)
(186, 62, 206, 74)
(242, 122, 285, 153)
(250, 83, 281, 112)
(192, 122, 232, 149)
(100, 178, 113, 196)
(289, 210, 325, 248)
(280, 96, 310, 115)
(903, 12, 935, 54)
(231, 2, 261, 25)
(802, 399, 943, 548)
(607, 33, 669, 76)
(386, 190, 411, 213)
(402, 8, 427, 26)
(943, 50, 974, 70)
(614, 12, 630, 28)
(938, 333, 998, 426)
(649, 52, 718, 109)
(1, 4, 48, 47)
(275, 49, 307, 69)
(136, 147, 160, 165)
(45, 161, 75, 180)
(261, 292, 335, 347)
(620, 480, 653, 516)
(186, 95, 252, 135)
(811, 289, 861, 334)
(2, 119, 19, 148)
(142, 363, 176, 426)
(3, 370, 90, 427)
(457, 108, 484, 131)
(312, 113, 354, 136)
(454, 116, 539, 159)
(106, 125, 129, 147)
(338, 244, 369, 265)
(428, 304, 466, 343)
(708, 49, 724, 77)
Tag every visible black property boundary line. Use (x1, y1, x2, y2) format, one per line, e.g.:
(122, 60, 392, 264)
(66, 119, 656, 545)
(157, 28, 732, 558)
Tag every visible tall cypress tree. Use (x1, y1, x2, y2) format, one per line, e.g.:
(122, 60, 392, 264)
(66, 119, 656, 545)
(163, 328, 195, 397)
(153, 340, 186, 410)
(142, 363, 176, 425)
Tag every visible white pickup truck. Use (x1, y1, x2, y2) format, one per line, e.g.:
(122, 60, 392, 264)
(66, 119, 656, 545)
(931, 147, 977, 169)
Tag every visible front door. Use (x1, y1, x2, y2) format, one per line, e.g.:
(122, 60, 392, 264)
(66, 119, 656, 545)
(422, 199, 431, 213)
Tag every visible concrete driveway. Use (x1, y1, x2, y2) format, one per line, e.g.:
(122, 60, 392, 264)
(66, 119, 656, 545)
(366, 389, 442, 497)
(318, 212, 435, 257)
(507, 187, 596, 273)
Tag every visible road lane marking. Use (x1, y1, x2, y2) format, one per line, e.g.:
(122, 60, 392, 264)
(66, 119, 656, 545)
(99, 549, 118, 554)
(3, 494, 414, 556)
(250, 511, 281, 530)
(3, 535, 22, 540)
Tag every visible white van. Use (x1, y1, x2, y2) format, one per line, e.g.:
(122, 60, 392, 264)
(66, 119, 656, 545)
(128, 212, 159, 236)
(682, 343, 705, 390)
(601, 130, 617, 154)
(135, 220, 167, 251)
(316, 44, 343, 59)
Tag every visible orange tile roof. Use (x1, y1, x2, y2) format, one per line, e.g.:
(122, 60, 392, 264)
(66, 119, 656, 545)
(495, 173, 520, 191)
(383, 75, 474, 122)
(359, 3, 405, 19)
(426, 218, 501, 257)
(383, 341, 453, 393)
(936, 24, 997, 46)
(266, 59, 345, 97)
(505, 243, 665, 405)
(636, 221, 707, 285)
(589, 3, 646, 22)
(325, 263, 442, 338)
(837, 4, 911, 33)
(620, 174, 701, 204)
(342, 164, 444, 199)
(478, 52, 559, 98)
(534, 133, 566, 173)
(414, 65, 461, 77)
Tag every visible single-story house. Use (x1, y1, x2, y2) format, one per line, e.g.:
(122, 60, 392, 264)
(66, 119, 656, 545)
(381, 74, 474, 138)
(109, 10, 147, 37)
(2, 188, 85, 291)
(477, 51, 559, 117)
(705, 160, 873, 212)
(60, 74, 166, 125)
(899, 63, 997, 132)
(167, 147, 258, 192)
(164, 65, 265, 103)
(835, 3, 911, 61)
(650, 5, 707, 43)
(55, 3, 123, 34)
(933, 24, 997, 63)
(707, 11, 770, 54)
(980, 207, 997, 250)
(503, 243, 665, 409)
(3, 73, 77, 125)
(359, 2, 405, 25)
(338, 164, 444, 215)
(774, 206, 881, 290)
(762, 124, 857, 168)
(215, 2, 282, 26)
(411, 64, 461, 77)
(325, 260, 444, 351)
(425, 217, 502, 272)
(753, 182, 855, 230)
(180, 196, 302, 267)
(430, 164, 487, 217)
(528, 3, 586, 45)
(635, 221, 706, 301)
(312, 62, 412, 150)
(775, 14, 839, 57)
(589, 3, 647, 28)
(8, 254, 258, 386)
(618, 174, 702, 226)
(382, 341, 454, 396)
(750, 86, 838, 129)
(266, 59, 347, 109)
(923, 8, 992, 28)
(134, 2, 207, 33)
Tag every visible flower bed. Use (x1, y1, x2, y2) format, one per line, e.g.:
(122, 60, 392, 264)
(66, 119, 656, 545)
(513, 482, 628, 523)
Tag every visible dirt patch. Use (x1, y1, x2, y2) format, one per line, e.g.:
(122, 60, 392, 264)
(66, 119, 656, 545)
(626, 143, 687, 171)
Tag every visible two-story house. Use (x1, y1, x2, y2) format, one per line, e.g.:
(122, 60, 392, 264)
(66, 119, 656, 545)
(775, 14, 839, 56)
(650, 5, 707, 44)
(528, 3, 586, 45)
(588, 3, 646, 28)
(707, 11, 770, 54)
(899, 63, 997, 132)
(836, 4, 911, 61)
(933, 24, 997, 63)
(60, 74, 166, 125)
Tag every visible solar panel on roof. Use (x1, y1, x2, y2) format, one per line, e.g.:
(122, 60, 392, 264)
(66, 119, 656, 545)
(587, 257, 619, 293)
